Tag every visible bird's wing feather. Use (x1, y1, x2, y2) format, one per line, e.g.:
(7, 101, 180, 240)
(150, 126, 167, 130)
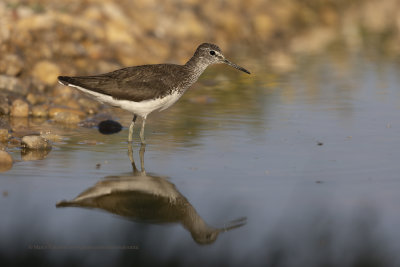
(59, 64, 185, 102)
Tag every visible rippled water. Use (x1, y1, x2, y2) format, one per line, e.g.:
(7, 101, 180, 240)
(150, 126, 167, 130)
(1, 49, 400, 266)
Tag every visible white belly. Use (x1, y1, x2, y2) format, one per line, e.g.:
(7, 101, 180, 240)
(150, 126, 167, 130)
(67, 84, 182, 117)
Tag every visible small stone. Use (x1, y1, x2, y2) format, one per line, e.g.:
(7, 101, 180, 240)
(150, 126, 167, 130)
(53, 112, 82, 124)
(21, 135, 52, 150)
(48, 107, 86, 118)
(0, 129, 9, 142)
(32, 61, 61, 85)
(98, 120, 122, 134)
(0, 150, 13, 172)
(0, 54, 24, 76)
(10, 99, 29, 117)
(26, 92, 47, 105)
(0, 75, 27, 95)
(31, 104, 49, 117)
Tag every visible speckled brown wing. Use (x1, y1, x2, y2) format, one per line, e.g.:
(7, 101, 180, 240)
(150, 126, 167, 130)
(58, 64, 187, 102)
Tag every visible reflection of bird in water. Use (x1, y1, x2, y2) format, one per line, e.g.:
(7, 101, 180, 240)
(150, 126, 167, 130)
(56, 144, 246, 245)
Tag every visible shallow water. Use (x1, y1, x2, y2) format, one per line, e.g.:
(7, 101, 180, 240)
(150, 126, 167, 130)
(1, 49, 400, 266)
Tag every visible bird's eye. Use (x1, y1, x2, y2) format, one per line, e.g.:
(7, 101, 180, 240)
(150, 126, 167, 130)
(209, 50, 216, 56)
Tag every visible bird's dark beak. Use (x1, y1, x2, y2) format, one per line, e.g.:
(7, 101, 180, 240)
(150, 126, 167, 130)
(223, 59, 251, 74)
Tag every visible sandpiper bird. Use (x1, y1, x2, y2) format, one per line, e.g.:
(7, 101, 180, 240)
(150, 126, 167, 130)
(58, 43, 250, 144)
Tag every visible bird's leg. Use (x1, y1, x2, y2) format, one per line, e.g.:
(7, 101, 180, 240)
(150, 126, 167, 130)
(127, 141, 138, 173)
(128, 114, 137, 143)
(139, 116, 147, 144)
(139, 143, 146, 174)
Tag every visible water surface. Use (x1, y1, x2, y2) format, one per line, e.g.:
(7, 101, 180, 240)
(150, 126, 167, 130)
(1, 49, 400, 266)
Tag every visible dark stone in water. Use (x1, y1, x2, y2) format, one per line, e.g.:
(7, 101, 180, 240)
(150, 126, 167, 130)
(98, 120, 122, 135)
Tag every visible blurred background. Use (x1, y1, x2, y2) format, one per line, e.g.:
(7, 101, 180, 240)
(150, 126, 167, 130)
(1, 0, 399, 86)
(1, 0, 400, 266)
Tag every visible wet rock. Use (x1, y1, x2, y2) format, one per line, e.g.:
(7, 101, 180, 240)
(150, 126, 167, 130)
(53, 112, 82, 124)
(98, 120, 122, 134)
(0, 129, 9, 142)
(21, 135, 52, 150)
(32, 60, 61, 85)
(31, 104, 49, 117)
(21, 148, 51, 161)
(0, 54, 24, 76)
(10, 99, 29, 117)
(0, 75, 27, 95)
(0, 150, 13, 172)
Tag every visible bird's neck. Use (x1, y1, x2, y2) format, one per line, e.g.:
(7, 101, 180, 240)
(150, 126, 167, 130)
(184, 55, 209, 79)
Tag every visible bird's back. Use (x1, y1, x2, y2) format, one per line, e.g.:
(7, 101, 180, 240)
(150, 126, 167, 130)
(59, 64, 191, 102)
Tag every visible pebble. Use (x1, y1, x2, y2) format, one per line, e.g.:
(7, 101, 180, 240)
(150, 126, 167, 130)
(0, 129, 9, 142)
(0, 54, 24, 76)
(53, 112, 82, 124)
(0, 75, 27, 95)
(48, 107, 86, 118)
(32, 61, 61, 85)
(98, 120, 122, 134)
(10, 99, 29, 117)
(21, 135, 52, 150)
(0, 150, 13, 172)
(26, 92, 47, 105)
(31, 104, 49, 117)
